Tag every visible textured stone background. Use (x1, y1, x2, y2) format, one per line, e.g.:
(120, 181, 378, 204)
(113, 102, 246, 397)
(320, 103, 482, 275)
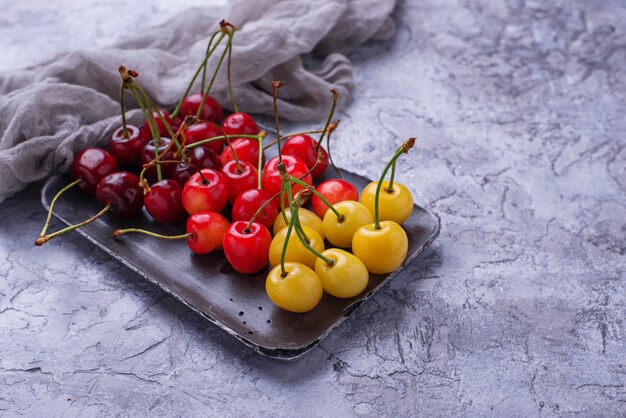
(1, 0, 625, 416)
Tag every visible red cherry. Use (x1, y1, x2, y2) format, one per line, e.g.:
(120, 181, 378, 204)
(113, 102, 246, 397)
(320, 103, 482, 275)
(219, 138, 263, 167)
(171, 146, 222, 186)
(70, 148, 119, 194)
(144, 179, 185, 224)
(182, 121, 224, 154)
(108, 125, 148, 166)
(311, 179, 359, 218)
(179, 94, 223, 124)
(231, 189, 279, 229)
(181, 169, 228, 215)
(261, 155, 313, 205)
(141, 138, 177, 181)
(221, 112, 259, 136)
(281, 134, 329, 178)
(223, 221, 272, 274)
(95, 172, 143, 219)
(220, 160, 258, 205)
(143, 110, 175, 137)
(186, 212, 230, 254)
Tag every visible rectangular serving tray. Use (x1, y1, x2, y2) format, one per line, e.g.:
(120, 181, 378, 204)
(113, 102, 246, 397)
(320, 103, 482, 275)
(42, 167, 440, 360)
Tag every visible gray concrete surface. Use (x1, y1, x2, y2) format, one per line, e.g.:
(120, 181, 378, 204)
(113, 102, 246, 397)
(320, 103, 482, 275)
(1, 0, 625, 416)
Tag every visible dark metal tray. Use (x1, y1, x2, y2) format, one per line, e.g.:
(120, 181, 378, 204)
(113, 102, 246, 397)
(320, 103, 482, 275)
(41, 168, 440, 360)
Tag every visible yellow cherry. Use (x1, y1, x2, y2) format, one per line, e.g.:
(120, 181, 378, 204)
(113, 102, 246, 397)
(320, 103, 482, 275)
(360, 181, 413, 225)
(352, 220, 408, 274)
(266, 262, 323, 313)
(322, 201, 373, 248)
(315, 249, 369, 298)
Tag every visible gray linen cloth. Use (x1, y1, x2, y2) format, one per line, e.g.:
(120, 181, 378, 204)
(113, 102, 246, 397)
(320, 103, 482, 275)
(0, 0, 395, 203)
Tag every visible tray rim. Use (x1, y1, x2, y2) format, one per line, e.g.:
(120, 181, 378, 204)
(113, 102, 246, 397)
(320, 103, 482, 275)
(41, 173, 441, 361)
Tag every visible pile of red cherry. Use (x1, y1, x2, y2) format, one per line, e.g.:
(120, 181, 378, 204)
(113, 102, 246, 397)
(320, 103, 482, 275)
(36, 21, 417, 313)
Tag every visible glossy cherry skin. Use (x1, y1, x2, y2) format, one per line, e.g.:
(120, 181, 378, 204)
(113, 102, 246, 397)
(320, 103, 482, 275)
(182, 121, 224, 154)
(261, 155, 313, 205)
(281, 135, 328, 178)
(231, 189, 279, 229)
(143, 110, 176, 137)
(265, 262, 323, 313)
(171, 146, 222, 186)
(223, 221, 272, 274)
(108, 125, 148, 166)
(311, 179, 359, 218)
(141, 138, 176, 181)
(144, 179, 185, 224)
(352, 221, 408, 274)
(219, 138, 263, 167)
(186, 212, 230, 254)
(315, 248, 369, 298)
(221, 112, 259, 136)
(179, 94, 223, 124)
(181, 169, 228, 215)
(220, 160, 258, 204)
(95, 172, 143, 219)
(70, 148, 119, 194)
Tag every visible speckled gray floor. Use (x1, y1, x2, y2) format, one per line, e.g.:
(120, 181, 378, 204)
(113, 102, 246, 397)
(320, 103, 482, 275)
(1, 0, 625, 416)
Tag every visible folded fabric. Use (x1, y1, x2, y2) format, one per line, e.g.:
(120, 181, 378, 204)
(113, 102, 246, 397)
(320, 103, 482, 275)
(0, 0, 395, 203)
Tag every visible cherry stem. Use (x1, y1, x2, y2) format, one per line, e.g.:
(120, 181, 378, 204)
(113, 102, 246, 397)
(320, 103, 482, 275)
(172, 29, 225, 118)
(113, 228, 192, 240)
(293, 216, 333, 266)
(326, 120, 343, 178)
(184, 133, 260, 150)
(279, 194, 296, 277)
(197, 25, 233, 119)
(285, 181, 310, 243)
(262, 129, 325, 150)
(201, 30, 221, 100)
(256, 131, 267, 189)
(126, 86, 163, 181)
(374, 138, 416, 230)
(154, 115, 196, 163)
(272, 80, 283, 163)
(35, 204, 112, 246)
(119, 81, 128, 138)
(226, 29, 238, 113)
(289, 176, 344, 222)
(39, 178, 82, 238)
(386, 161, 396, 192)
(130, 82, 180, 148)
(316, 89, 339, 153)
